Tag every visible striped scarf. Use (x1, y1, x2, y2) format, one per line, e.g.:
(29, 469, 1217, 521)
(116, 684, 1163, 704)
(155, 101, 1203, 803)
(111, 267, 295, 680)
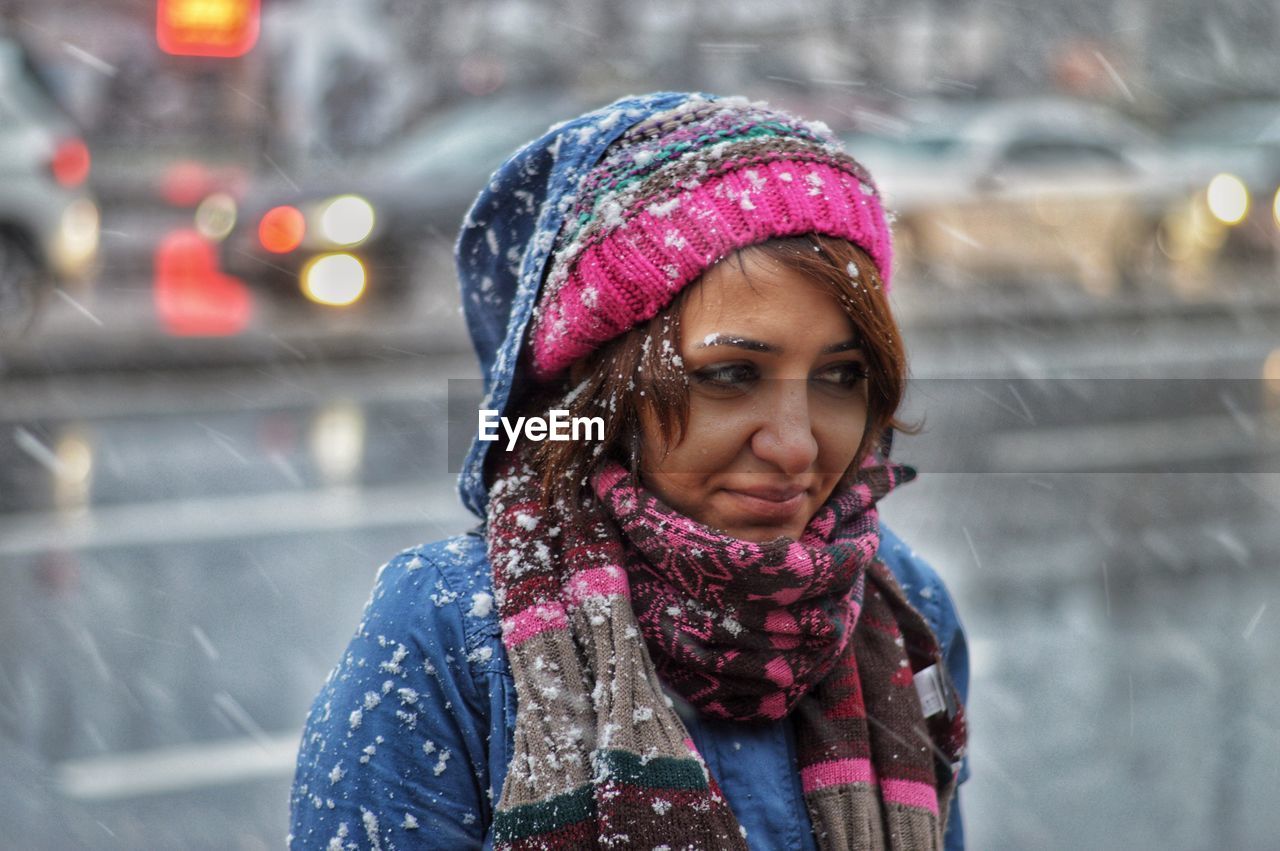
(486, 454, 965, 849)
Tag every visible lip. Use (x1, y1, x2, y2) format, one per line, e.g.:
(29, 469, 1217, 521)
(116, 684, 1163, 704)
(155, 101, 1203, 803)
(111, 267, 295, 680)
(719, 486, 808, 523)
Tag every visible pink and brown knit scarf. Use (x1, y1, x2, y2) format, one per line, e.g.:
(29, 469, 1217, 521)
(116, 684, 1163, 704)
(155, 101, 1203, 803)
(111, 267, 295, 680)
(486, 452, 966, 849)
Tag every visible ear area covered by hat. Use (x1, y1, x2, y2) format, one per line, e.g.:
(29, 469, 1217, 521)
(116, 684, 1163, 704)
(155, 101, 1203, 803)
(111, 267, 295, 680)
(454, 92, 894, 520)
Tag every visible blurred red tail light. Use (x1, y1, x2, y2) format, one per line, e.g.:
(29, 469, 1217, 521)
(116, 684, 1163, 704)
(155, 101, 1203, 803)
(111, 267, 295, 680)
(259, 205, 306, 253)
(51, 138, 91, 188)
(157, 0, 261, 58)
(154, 228, 253, 336)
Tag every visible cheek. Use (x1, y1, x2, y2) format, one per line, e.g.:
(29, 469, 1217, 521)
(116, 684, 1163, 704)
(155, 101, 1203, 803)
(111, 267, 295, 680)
(639, 456, 707, 520)
(637, 413, 698, 513)
(639, 399, 752, 487)
(813, 404, 869, 470)
(672, 398, 759, 472)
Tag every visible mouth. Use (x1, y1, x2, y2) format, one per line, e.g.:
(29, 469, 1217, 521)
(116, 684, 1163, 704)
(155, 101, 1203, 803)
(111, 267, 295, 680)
(719, 486, 809, 524)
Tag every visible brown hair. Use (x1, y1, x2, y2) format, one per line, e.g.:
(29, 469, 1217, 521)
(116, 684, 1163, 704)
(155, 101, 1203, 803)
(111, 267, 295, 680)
(503, 234, 913, 508)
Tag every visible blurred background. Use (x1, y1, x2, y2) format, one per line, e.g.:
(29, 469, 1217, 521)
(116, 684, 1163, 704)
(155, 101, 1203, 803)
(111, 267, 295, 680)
(1, 0, 1279, 848)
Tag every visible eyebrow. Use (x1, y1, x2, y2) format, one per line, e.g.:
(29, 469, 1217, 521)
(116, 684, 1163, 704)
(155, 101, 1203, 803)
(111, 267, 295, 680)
(695, 335, 863, 355)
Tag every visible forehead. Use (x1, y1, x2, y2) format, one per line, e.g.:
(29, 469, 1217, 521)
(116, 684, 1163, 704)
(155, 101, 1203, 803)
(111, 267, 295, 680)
(678, 250, 854, 340)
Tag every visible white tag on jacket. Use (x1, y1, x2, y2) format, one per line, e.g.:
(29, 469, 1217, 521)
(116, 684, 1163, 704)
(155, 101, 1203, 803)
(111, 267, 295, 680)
(914, 665, 946, 718)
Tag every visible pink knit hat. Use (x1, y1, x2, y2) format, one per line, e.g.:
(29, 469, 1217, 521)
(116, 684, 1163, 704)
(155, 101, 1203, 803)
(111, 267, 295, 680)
(529, 95, 894, 381)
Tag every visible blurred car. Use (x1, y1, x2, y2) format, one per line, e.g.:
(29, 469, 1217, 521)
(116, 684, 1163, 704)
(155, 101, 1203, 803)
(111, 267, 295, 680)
(0, 32, 100, 335)
(844, 98, 1173, 293)
(1158, 100, 1280, 277)
(214, 92, 589, 309)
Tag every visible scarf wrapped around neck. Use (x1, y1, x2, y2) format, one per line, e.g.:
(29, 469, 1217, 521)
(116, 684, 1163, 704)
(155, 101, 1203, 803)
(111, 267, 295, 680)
(485, 450, 966, 850)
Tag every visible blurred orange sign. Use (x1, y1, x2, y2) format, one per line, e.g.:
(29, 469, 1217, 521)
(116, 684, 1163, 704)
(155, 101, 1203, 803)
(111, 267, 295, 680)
(156, 0, 260, 58)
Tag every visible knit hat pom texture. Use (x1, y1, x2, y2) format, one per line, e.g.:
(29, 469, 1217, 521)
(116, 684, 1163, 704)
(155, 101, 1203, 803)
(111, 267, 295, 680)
(529, 95, 894, 380)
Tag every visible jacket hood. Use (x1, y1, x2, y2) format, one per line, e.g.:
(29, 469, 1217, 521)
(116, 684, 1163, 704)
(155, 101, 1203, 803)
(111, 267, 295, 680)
(455, 91, 696, 519)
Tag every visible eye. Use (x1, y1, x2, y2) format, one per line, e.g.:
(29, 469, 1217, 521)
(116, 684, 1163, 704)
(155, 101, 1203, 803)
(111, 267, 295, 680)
(690, 362, 759, 393)
(813, 361, 869, 392)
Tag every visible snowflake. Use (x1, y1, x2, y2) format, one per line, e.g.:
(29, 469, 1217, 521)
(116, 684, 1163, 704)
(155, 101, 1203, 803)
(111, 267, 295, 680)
(467, 592, 494, 618)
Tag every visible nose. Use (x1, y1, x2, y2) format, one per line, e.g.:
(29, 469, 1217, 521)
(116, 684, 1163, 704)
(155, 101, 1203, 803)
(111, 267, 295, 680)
(750, 380, 819, 475)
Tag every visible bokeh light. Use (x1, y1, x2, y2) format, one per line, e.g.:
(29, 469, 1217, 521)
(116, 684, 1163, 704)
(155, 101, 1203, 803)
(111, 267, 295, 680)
(319, 195, 375, 246)
(1206, 173, 1249, 225)
(301, 253, 366, 306)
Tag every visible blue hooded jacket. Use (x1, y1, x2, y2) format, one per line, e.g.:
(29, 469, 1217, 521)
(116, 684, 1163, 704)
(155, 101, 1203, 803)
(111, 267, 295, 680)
(288, 93, 970, 850)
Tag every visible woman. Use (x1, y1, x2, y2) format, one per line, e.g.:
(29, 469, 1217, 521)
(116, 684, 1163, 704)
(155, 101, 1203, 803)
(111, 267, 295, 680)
(289, 93, 969, 850)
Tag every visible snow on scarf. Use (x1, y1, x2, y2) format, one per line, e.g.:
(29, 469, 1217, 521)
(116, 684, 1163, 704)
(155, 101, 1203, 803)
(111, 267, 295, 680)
(485, 450, 965, 849)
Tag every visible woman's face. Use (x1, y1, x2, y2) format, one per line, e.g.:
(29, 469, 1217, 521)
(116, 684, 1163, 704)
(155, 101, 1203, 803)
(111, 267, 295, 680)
(638, 249, 869, 542)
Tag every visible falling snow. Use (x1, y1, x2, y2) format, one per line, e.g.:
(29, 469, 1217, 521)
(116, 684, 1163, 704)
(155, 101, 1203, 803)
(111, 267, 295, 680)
(18, 32, 1280, 851)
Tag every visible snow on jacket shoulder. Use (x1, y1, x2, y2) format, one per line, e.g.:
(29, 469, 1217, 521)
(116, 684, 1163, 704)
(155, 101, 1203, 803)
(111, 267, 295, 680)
(288, 523, 969, 851)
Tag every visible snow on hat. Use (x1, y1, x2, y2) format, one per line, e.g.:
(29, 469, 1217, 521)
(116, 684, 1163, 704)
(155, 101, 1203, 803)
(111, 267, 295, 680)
(528, 95, 894, 381)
